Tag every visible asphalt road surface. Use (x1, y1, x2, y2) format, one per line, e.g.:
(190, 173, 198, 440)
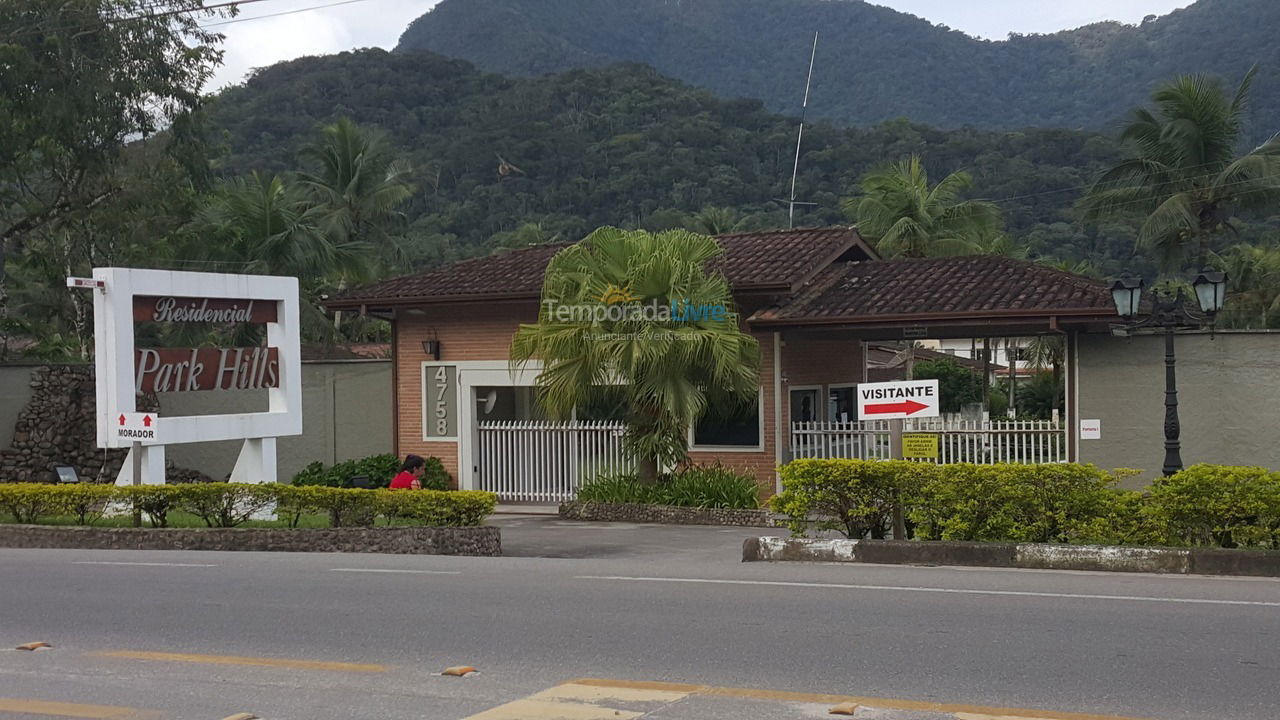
(1, 516, 1277, 720)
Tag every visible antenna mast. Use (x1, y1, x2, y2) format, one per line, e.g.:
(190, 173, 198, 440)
(788, 32, 818, 229)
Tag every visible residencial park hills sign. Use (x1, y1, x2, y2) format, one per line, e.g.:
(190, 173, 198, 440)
(133, 296, 281, 393)
(72, 269, 302, 486)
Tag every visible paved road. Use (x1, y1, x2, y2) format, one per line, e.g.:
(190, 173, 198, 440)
(0, 517, 1277, 720)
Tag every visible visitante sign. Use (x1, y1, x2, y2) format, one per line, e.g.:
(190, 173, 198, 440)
(856, 379, 941, 419)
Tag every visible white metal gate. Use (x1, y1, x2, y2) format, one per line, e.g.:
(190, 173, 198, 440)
(790, 419, 1067, 464)
(476, 421, 631, 502)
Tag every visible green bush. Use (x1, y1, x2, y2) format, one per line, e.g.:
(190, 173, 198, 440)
(1147, 465, 1280, 549)
(179, 483, 277, 528)
(575, 465, 760, 510)
(664, 464, 760, 509)
(0, 483, 497, 529)
(772, 459, 935, 538)
(47, 484, 116, 526)
(911, 462, 1126, 543)
(0, 482, 57, 523)
(291, 454, 446, 489)
(117, 485, 184, 528)
(379, 490, 497, 526)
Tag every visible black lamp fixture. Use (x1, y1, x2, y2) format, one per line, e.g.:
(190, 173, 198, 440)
(1109, 267, 1229, 476)
(421, 329, 441, 360)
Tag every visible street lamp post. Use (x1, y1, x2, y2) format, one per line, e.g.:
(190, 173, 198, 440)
(1109, 268, 1227, 476)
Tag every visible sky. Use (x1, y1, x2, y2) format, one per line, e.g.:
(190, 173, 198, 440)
(204, 0, 1194, 92)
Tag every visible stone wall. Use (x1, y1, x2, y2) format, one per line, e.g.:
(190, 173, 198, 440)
(559, 500, 781, 527)
(0, 524, 501, 556)
(0, 365, 179, 483)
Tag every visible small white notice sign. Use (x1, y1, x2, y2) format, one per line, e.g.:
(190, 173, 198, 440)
(1080, 419, 1101, 440)
(115, 412, 160, 444)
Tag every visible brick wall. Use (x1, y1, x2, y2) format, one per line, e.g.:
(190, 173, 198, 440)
(394, 301, 538, 485)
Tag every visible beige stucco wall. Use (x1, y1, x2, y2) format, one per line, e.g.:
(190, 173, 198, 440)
(161, 360, 392, 481)
(1076, 331, 1280, 484)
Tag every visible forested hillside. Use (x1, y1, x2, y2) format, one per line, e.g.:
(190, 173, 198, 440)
(207, 49, 1138, 271)
(395, 0, 1280, 136)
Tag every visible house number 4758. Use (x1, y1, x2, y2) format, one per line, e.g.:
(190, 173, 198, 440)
(434, 366, 449, 435)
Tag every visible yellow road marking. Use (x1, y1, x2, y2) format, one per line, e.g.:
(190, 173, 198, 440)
(568, 678, 1155, 720)
(0, 697, 160, 719)
(461, 698, 643, 720)
(529, 682, 688, 704)
(90, 650, 387, 673)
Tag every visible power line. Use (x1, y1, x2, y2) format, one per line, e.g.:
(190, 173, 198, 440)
(199, 0, 376, 27)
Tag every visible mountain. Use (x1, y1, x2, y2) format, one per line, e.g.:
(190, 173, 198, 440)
(395, 0, 1280, 136)
(206, 49, 1138, 271)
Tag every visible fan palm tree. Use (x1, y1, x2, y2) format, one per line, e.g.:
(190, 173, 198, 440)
(842, 155, 1002, 258)
(511, 227, 760, 483)
(1083, 67, 1280, 274)
(686, 206, 746, 236)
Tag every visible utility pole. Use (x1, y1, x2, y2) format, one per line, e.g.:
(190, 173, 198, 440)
(787, 32, 818, 229)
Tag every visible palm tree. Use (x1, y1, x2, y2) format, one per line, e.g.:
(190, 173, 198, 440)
(1083, 67, 1280, 274)
(296, 117, 415, 272)
(842, 155, 1002, 258)
(686, 206, 746, 236)
(511, 227, 760, 483)
(197, 172, 371, 342)
(1022, 335, 1066, 417)
(1213, 243, 1280, 328)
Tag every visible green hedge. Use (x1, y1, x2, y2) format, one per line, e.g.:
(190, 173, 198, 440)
(0, 483, 496, 529)
(291, 454, 451, 491)
(772, 459, 1280, 550)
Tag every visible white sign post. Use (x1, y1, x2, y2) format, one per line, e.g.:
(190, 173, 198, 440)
(74, 268, 302, 486)
(856, 379, 941, 541)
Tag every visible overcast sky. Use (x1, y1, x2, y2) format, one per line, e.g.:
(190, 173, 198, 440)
(205, 0, 1194, 92)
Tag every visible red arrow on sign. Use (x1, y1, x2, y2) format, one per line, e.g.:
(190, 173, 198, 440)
(118, 414, 126, 426)
(864, 399, 930, 416)
(143, 415, 152, 427)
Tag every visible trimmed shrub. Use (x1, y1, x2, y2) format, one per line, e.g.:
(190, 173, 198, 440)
(48, 484, 116, 526)
(911, 463, 1123, 543)
(772, 459, 936, 538)
(117, 485, 184, 528)
(419, 456, 451, 491)
(1147, 465, 1280, 548)
(308, 487, 380, 527)
(273, 485, 325, 528)
(379, 490, 497, 527)
(0, 482, 57, 523)
(179, 483, 277, 528)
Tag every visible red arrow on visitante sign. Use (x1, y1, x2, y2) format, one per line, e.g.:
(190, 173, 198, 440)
(863, 399, 930, 416)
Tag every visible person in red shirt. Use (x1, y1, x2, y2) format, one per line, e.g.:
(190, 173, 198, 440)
(389, 455, 425, 490)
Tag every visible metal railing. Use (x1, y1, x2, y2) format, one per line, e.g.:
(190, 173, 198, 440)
(476, 420, 631, 502)
(789, 419, 1067, 465)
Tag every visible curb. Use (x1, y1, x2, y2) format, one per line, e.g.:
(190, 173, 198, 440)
(742, 536, 1280, 577)
(559, 501, 783, 527)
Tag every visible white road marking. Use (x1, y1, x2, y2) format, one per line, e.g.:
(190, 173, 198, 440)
(576, 575, 1280, 607)
(327, 568, 461, 575)
(71, 561, 217, 567)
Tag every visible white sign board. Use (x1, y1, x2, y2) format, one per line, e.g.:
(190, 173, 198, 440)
(1080, 419, 1102, 440)
(115, 412, 161, 444)
(78, 267, 302, 486)
(857, 380, 940, 420)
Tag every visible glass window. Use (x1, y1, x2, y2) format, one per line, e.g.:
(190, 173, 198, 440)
(474, 386, 547, 422)
(828, 387, 855, 423)
(693, 394, 761, 447)
(790, 388, 821, 423)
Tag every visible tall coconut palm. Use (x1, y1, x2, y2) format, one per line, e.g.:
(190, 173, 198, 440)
(842, 155, 1002, 259)
(296, 117, 415, 272)
(1083, 67, 1280, 274)
(511, 227, 760, 483)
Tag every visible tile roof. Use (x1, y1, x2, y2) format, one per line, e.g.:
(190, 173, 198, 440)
(749, 255, 1115, 326)
(331, 227, 872, 307)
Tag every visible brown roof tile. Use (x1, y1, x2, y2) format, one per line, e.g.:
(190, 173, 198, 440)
(749, 256, 1115, 326)
(331, 227, 873, 307)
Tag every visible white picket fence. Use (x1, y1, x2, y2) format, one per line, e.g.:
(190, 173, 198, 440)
(476, 420, 632, 502)
(790, 419, 1067, 465)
